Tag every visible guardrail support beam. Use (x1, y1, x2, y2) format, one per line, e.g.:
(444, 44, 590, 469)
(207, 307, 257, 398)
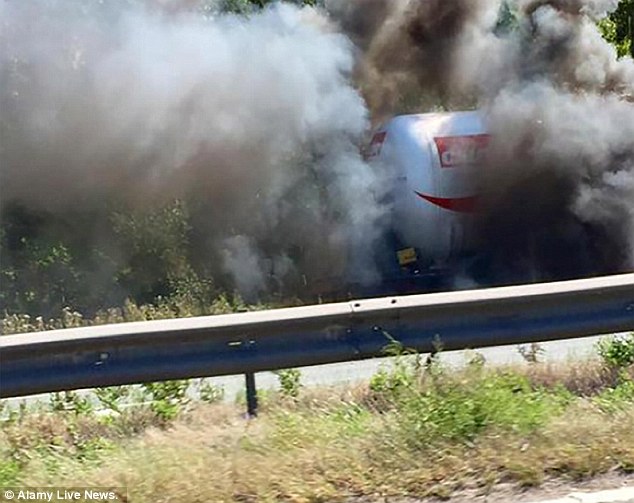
(245, 372, 258, 418)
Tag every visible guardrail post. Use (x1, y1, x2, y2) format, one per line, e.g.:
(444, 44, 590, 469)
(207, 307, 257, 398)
(245, 372, 258, 417)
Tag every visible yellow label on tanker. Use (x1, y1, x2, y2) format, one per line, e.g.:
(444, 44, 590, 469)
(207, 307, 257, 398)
(397, 247, 418, 266)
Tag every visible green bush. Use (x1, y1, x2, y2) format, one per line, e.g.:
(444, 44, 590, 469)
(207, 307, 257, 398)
(398, 370, 572, 445)
(49, 391, 93, 415)
(594, 377, 634, 413)
(94, 386, 132, 414)
(275, 369, 302, 399)
(597, 334, 634, 369)
(141, 380, 191, 421)
(368, 341, 572, 446)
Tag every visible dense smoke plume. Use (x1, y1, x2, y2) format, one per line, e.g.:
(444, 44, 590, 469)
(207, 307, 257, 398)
(2, 0, 633, 309)
(0, 0, 386, 300)
(327, 0, 634, 282)
(326, 0, 503, 117)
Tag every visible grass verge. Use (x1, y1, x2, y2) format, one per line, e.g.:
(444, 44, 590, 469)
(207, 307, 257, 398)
(2, 344, 634, 502)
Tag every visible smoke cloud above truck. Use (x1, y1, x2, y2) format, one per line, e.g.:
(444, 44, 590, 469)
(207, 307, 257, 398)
(327, 0, 634, 282)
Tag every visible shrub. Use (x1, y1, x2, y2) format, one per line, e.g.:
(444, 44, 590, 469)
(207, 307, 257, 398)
(395, 370, 572, 446)
(597, 334, 634, 369)
(368, 339, 572, 446)
(94, 386, 132, 414)
(141, 380, 191, 421)
(275, 369, 302, 399)
(49, 391, 93, 415)
(594, 377, 634, 413)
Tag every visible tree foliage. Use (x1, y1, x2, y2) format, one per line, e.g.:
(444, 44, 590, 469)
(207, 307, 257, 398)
(599, 0, 634, 58)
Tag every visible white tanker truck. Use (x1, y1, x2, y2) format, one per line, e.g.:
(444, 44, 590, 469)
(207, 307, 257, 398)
(364, 110, 490, 294)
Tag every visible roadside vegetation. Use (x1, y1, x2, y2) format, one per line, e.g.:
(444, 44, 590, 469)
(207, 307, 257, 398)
(0, 294, 264, 335)
(1, 335, 634, 501)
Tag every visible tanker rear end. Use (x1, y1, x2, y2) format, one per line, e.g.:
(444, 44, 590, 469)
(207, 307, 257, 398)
(367, 111, 489, 293)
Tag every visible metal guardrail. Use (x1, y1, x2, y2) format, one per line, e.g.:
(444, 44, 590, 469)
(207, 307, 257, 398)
(2, 273, 634, 400)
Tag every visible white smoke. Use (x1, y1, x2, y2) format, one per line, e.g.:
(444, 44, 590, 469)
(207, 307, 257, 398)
(0, 0, 388, 298)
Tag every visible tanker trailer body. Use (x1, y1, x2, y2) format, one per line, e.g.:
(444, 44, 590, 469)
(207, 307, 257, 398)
(366, 111, 489, 293)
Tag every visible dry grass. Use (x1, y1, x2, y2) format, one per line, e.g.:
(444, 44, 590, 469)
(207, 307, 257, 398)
(0, 295, 274, 335)
(3, 360, 634, 502)
(14, 402, 633, 502)
(521, 359, 630, 396)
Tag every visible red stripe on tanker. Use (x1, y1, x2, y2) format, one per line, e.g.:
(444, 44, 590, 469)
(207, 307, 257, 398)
(414, 192, 478, 213)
